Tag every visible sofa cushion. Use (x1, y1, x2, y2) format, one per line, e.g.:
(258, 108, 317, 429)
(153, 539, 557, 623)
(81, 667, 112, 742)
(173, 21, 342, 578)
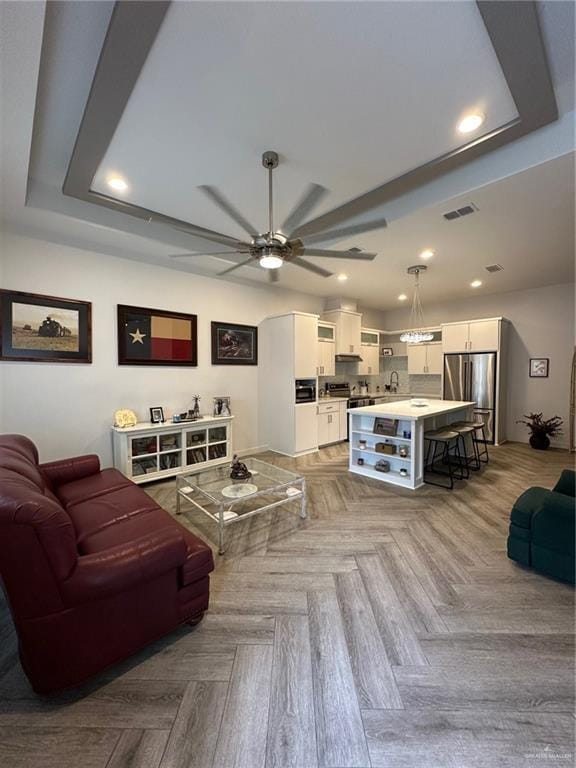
(57, 468, 133, 507)
(510, 487, 551, 529)
(68, 487, 213, 583)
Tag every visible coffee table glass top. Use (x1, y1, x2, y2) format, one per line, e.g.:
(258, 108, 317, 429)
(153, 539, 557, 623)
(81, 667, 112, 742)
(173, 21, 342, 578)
(177, 457, 303, 507)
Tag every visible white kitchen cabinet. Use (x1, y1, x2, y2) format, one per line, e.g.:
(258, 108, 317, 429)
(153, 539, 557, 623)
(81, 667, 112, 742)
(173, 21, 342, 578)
(407, 342, 442, 374)
(426, 343, 443, 373)
(361, 328, 380, 346)
(295, 403, 319, 453)
(407, 344, 427, 374)
(468, 319, 500, 352)
(294, 313, 319, 379)
(442, 319, 501, 353)
(259, 312, 320, 457)
(318, 401, 347, 446)
(318, 322, 335, 342)
(318, 413, 339, 446)
(322, 310, 362, 356)
(358, 344, 380, 375)
(317, 340, 336, 376)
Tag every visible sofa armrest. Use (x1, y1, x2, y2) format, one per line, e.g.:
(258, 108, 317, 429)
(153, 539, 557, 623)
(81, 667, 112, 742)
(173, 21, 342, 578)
(60, 527, 188, 606)
(553, 470, 576, 498)
(40, 455, 100, 488)
(532, 492, 576, 555)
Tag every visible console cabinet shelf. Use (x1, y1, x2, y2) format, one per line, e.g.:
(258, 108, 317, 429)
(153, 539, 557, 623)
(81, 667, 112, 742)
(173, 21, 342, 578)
(112, 416, 233, 484)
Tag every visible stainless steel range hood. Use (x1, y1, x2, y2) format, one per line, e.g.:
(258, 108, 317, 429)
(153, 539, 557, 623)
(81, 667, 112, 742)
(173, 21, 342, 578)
(335, 353, 363, 362)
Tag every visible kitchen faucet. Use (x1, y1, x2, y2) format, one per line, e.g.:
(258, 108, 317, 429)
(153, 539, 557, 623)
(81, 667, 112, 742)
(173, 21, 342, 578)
(389, 371, 399, 392)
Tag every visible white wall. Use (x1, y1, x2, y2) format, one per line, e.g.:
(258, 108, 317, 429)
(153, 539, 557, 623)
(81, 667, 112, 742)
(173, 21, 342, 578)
(381, 283, 575, 447)
(0, 233, 324, 463)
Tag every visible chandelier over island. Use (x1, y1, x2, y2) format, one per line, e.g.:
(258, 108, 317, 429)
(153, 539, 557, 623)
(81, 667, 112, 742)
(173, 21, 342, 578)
(399, 265, 434, 344)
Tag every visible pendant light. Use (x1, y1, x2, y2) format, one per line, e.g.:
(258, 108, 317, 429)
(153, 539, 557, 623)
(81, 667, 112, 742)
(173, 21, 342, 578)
(400, 265, 434, 343)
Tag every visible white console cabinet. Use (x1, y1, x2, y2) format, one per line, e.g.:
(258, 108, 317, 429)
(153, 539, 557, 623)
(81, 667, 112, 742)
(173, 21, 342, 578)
(112, 416, 233, 484)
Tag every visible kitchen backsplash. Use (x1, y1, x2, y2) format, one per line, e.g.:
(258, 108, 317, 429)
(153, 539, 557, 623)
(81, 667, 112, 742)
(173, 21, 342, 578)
(319, 355, 442, 397)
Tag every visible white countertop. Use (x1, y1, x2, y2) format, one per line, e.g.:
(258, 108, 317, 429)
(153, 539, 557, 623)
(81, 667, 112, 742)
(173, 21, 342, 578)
(347, 399, 475, 421)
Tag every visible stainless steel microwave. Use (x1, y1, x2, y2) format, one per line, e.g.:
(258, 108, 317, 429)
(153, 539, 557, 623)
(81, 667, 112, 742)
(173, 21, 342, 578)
(295, 379, 316, 404)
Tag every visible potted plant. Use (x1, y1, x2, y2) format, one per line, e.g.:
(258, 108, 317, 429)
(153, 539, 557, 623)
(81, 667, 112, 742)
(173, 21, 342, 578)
(516, 412, 563, 450)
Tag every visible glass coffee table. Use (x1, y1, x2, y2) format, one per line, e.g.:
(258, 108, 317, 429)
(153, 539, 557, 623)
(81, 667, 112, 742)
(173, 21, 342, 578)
(175, 457, 306, 554)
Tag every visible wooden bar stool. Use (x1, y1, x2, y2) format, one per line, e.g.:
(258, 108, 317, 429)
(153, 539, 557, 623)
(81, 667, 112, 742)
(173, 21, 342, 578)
(424, 429, 467, 490)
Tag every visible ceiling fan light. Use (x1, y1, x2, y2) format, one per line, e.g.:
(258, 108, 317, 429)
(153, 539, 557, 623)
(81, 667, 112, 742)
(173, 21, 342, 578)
(259, 251, 283, 269)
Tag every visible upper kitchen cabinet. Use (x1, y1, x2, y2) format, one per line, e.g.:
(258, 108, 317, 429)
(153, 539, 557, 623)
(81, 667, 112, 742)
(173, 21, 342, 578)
(322, 309, 362, 357)
(407, 342, 442, 374)
(358, 328, 380, 375)
(442, 318, 502, 353)
(294, 313, 319, 378)
(317, 321, 336, 376)
(359, 345, 380, 375)
(360, 328, 379, 346)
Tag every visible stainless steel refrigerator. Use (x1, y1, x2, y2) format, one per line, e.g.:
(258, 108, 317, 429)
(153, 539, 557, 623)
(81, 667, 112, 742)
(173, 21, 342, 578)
(443, 352, 497, 443)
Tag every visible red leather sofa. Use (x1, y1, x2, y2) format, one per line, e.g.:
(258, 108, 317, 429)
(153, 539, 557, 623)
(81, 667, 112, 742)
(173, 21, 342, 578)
(0, 434, 214, 694)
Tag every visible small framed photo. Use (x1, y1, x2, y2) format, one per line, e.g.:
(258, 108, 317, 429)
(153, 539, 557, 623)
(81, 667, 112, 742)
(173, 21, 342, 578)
(213, 396, 231, 417)
(373, 417, 398, 436)
(381, 347, 393, 357)
(149, 407, 165, 423)
(211, 321, 258, 365)
(0, 289, 92, 363)
(529, 358, 549, 378)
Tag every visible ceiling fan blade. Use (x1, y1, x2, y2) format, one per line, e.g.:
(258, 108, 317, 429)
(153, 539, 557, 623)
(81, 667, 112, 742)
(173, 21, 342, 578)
(217, 256, 257, 276)
(199, 185, 258, 238)
(301, 217, 388, 244)
(268, 269, 280, 283)
(289, 256, 333, 278)
(281, 183, 328, 236)
(168, 251, 249, 259)
(301, 248, 377, 261)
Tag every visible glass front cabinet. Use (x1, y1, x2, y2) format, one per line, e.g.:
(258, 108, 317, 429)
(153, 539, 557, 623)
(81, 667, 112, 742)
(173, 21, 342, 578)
(112, 416, 234, 483)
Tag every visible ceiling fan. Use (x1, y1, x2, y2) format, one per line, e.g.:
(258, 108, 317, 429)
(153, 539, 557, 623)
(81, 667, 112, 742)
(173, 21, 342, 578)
(169, 151, 387, 283)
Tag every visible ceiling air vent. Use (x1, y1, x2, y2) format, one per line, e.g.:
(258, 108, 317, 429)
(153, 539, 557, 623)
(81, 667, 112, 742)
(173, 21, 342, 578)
(443, 202, 479, 221)
(485, 264, 504, 273)
(348, 247, 362, 253)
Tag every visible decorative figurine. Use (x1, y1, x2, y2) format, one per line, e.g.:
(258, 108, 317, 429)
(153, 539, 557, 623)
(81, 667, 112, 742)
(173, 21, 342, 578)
(230, 454, 252, 480)
(399, 445, 409, 458)
(192, 395, 201, 419)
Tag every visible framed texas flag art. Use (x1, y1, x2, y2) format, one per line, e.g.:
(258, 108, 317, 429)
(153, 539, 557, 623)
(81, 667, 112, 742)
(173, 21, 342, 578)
(117, 305, 197, 366)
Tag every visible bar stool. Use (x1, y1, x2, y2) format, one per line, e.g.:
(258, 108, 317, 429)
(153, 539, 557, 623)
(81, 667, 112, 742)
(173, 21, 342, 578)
(453, 420, 490, 465)
(424, 429, 467, 490)
(451, 424, 480, 473)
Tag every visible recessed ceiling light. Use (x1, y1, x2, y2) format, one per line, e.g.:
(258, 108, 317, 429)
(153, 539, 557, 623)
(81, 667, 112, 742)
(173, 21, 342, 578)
(470, 279, 483, 288)
(337, 273, 348, 282)
(107, 176, 128, 192)
(398, 293, 408, 301)
(458, 113, 485, 134)
(420, 249, 435, 260)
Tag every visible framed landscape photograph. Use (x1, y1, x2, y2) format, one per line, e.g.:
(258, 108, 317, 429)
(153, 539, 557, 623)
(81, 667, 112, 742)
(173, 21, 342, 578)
(529, 358, 549, 378)
(0, 289, 92, 363)
(118, 305, 197, 366)
(211, 321, 258, 365)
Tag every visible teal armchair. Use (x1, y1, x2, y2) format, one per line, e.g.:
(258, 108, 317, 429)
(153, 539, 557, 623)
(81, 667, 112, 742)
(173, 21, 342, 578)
(507, 469, 575, 584)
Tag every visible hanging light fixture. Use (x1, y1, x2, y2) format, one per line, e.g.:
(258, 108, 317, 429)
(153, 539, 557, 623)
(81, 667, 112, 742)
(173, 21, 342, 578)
(400, 265, 434, 343)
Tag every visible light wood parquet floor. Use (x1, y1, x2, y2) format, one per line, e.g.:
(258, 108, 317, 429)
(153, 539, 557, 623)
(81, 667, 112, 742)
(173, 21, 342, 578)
(0, 442, 574, 767)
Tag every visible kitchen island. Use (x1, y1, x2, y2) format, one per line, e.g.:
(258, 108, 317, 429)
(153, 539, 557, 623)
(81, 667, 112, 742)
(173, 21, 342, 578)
(348, 399, 475, 489)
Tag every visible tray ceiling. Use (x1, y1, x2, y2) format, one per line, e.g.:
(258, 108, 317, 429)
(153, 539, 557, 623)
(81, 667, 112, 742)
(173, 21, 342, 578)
(91, 1, 518, 240)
